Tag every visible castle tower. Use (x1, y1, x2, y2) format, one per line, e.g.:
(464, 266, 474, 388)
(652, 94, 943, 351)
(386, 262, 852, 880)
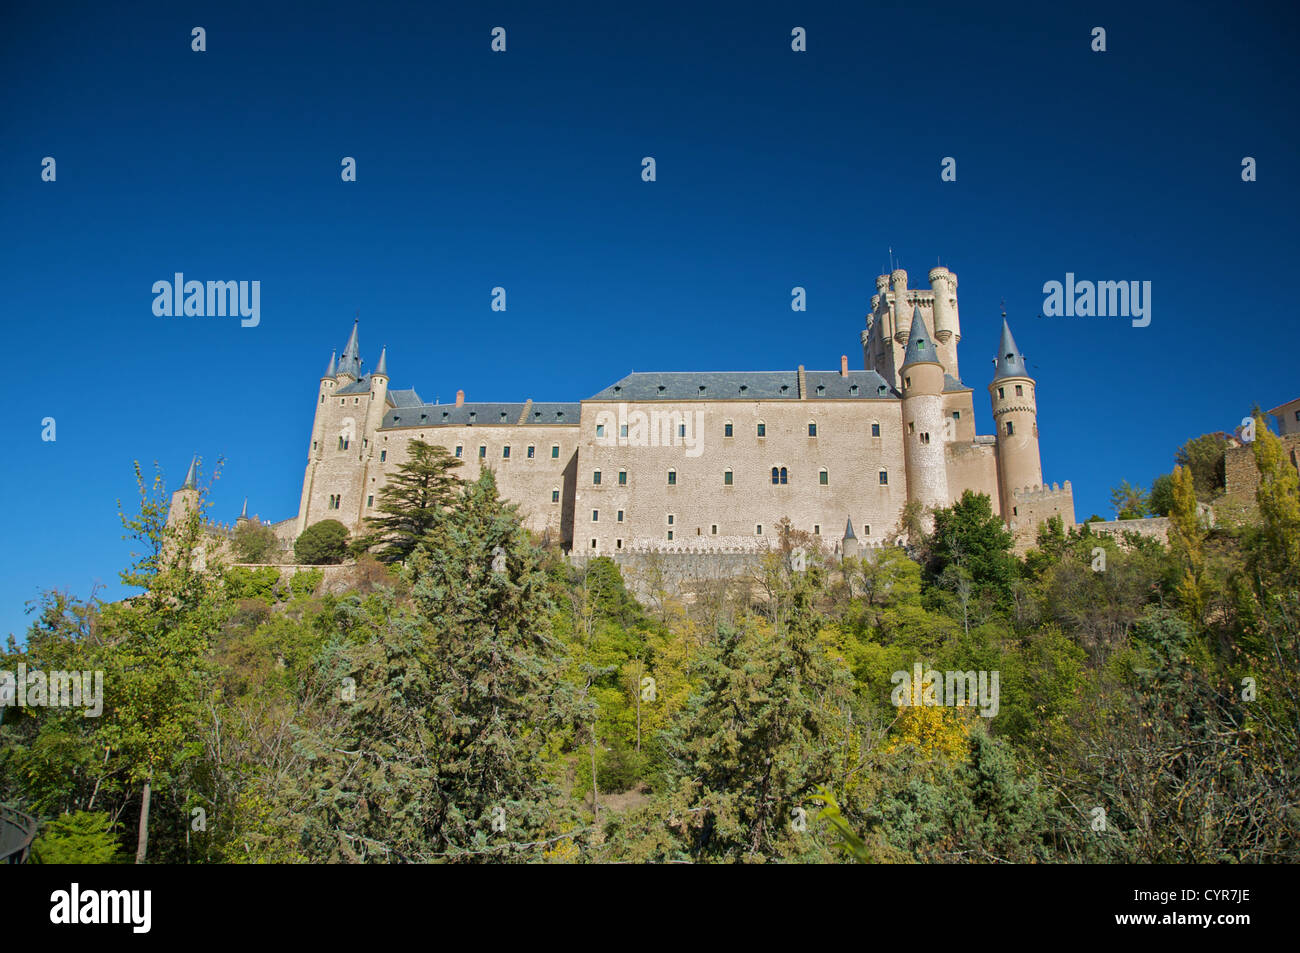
(928, 266, 961, 379)
(989, 318, 1043, 519)
(841, 516, 860, 559)
(167, 455, 201, 528)
(337, 319, 362, 382)
(900, 305, 949, 529)
(296, 349, 341, 536)
(364, 346, 389, 448)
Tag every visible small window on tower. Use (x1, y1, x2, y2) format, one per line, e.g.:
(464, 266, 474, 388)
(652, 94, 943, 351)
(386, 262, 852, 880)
(454, 446, 462, 458)
(952, 410, 961, 420)
(552, 489, 560, 503)
(724, 469, 733, 486)
(879, 470, 889, 485)
(502, 446, 510, 459)
(724, 421, 733, 437)
(667, 469, 676, 486)
(998, 387, 1005, 399)
(1006, 421, 1015, 436)
(551, 445, 560, 459)
(619, 469, 627, 486)
(819, 469, 828, 485)
(871, 422, 881, 437)
(479, 445, 486, 458)
(593, 470, 602, 485)
(1015, 384, 1023, 396)
(527, 445, 535, 458)
(757, 422, 766, 437)
(808, 422, 817, 437)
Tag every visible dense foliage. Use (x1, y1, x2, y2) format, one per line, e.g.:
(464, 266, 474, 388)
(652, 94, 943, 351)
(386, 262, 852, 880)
(2, 418, 1296, 863)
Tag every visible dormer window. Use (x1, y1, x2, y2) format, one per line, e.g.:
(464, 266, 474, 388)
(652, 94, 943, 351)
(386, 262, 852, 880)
(657, 385, 666, 393)
(816, 384, 825, 395)
(850, 384, 859, 396)
(613, 385, 622, 394)
(442, 411, 449, 419)
(780, 385, 789, 394)
(699, 385, 706, 395)
(739, 384, 748, 393)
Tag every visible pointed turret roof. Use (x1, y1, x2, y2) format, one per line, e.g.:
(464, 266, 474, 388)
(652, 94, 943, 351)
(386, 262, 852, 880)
(901, 305, 940, 367)
(182, 456, 198, 490)
(339, 320, 362, 377)
(993, 318, 1028, 380)
(240, 497, 248, 519)
(374, 346, 388, 377)
(843, 516, 857, 541)
(324, 350, 337, 377)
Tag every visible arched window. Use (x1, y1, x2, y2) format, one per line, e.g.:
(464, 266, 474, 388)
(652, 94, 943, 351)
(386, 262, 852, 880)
(780, 467, 788, 484)
(724, 468, 733, 486)
(771, 467, 780, 485)
(819, 468, 828, 485)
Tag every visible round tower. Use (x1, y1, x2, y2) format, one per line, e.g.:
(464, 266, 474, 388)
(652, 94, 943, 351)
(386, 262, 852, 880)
(890, 269, 910, 345)
(167, 456, 201, 529)
(988, 317, 1043, 519)
(310, 350, 338, 459)
(900, 305, 949, 528)
(928, 266, 961, 379)
(364, 346, 389, 451)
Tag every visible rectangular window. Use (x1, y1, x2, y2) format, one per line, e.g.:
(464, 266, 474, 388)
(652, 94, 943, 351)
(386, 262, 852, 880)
(1006, 421, 1015, 435)
(724, 471, 733, 486)
(808, 423, 817, 437)
(819, 471, 828, 485)
(1015, 384, 1023, 396)
(952, 410, 961, 420)
(502, 446, 510, 458)
(678, 423, 686, 438)
(552, 490, 560, 503)
(593, 471, 602, 485)
(667, 515, 674, 525)
(757, 423, 766, 437)
(879, 471, 888, 485)
(592, 510, 599, 522)
(667, 471, 676, 485)
(998, 387, 1005, 399)
(596, 423, 606, 437)
(724, 423, 733, 437)
(527, 445, 535, 458)
(552, 445, 560, 458)
(814, 524, 820, 534)
(756, 524, 763, 535)
(619, 471, 627, 486)
(380, 449, 387, 462)
(479, 446, 487, 458)
(620, 424, 628, 437)
(616, 539, 623, 549)
(454, 446, 462, 458)
(617, 510, 624, 522)
(667, 530, 673, 541)
(711, 524, 718, 535)
(871, 423, 881, 437)
(367, 495, 374, 507)
(312, 440, 317, 450)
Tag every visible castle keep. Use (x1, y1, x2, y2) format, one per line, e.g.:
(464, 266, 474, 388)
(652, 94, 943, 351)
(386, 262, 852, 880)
(251, 265, 1076, 558)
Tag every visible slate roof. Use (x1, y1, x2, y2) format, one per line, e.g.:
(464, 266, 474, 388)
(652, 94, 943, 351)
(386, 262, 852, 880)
(586, 370, 899, 401)
(902, 305, 940, 367)
(382, 401, 580, 429)
(993, 319, 1028, 381)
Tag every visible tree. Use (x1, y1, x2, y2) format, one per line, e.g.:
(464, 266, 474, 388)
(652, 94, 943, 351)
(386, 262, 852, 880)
(1175, 432, 1230, 501)
(293, 470, 579, 861)
(1146, 473, 1175, 516)
(294, 519, 349, 565)
(355, 440, 463, 562)
(232, 519, 278, 563)
(927, 491, 1017, 603)
(30, 810, 124, 864)
(1109, 480, 1148, 520)
(1167, 465, 1207, 624)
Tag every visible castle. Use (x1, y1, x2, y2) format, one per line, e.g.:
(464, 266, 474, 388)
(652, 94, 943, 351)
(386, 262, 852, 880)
(215, 264, 1075, 562)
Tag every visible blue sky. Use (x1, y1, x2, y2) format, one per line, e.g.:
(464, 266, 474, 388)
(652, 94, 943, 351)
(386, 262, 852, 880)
(2, 0, 1297, 640)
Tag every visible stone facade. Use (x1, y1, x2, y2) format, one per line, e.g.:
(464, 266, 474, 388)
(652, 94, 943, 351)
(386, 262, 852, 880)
(192, 263, 1079, 560)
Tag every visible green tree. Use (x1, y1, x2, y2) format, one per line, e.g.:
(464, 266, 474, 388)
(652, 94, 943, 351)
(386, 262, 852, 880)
(30, 810, 124, 864)
(1109, 479, 1148, 520)
(927, 491, 1017, 603)
(1146, 473, 1175, 516)
(294, 519, 349, 565)
(232, 519, 278, 563)
(355, 440, 463, 563)
(1175, 432, 1230, 501)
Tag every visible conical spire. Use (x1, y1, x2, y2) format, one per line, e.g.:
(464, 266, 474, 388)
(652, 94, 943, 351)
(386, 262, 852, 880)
(339, 320, 361, 377)
(993, 318, 1027, 380)
(843, 516, 857, 541)
(373, 346, 388, 377)
(240, 497, 248, 519)
(324, 350, 337, 377)
(901, 305, 939, 367)
(182, 456, 198, 490)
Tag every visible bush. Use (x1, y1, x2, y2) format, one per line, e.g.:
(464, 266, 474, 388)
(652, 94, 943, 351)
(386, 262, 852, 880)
(289, 568, 324, 597)
(295, 520, 350, 565)
(225, 566, 282, 601)
(233, 519, 278, 563)
(30, 810, 124, 864)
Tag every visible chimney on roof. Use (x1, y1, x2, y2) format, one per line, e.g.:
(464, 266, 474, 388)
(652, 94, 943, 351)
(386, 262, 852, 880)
(455, 389, 465, 407)
(840, 355, 848, 377)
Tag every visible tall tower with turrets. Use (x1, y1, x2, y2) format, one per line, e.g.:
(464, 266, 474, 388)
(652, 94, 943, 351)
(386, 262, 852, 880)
(989, 317, 1044, 521)
(900, 305, 950, 530)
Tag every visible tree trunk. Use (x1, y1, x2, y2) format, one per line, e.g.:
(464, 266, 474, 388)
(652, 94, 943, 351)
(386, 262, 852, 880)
(135, 777, 152, 864)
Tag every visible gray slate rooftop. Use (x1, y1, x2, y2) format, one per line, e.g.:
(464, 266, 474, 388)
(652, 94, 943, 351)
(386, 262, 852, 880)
(382, 401, 580, 429)
(586, 370, 900, 401)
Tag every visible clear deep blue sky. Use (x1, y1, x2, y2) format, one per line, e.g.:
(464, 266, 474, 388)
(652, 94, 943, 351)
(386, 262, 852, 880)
(2, 0, 1297, 641)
